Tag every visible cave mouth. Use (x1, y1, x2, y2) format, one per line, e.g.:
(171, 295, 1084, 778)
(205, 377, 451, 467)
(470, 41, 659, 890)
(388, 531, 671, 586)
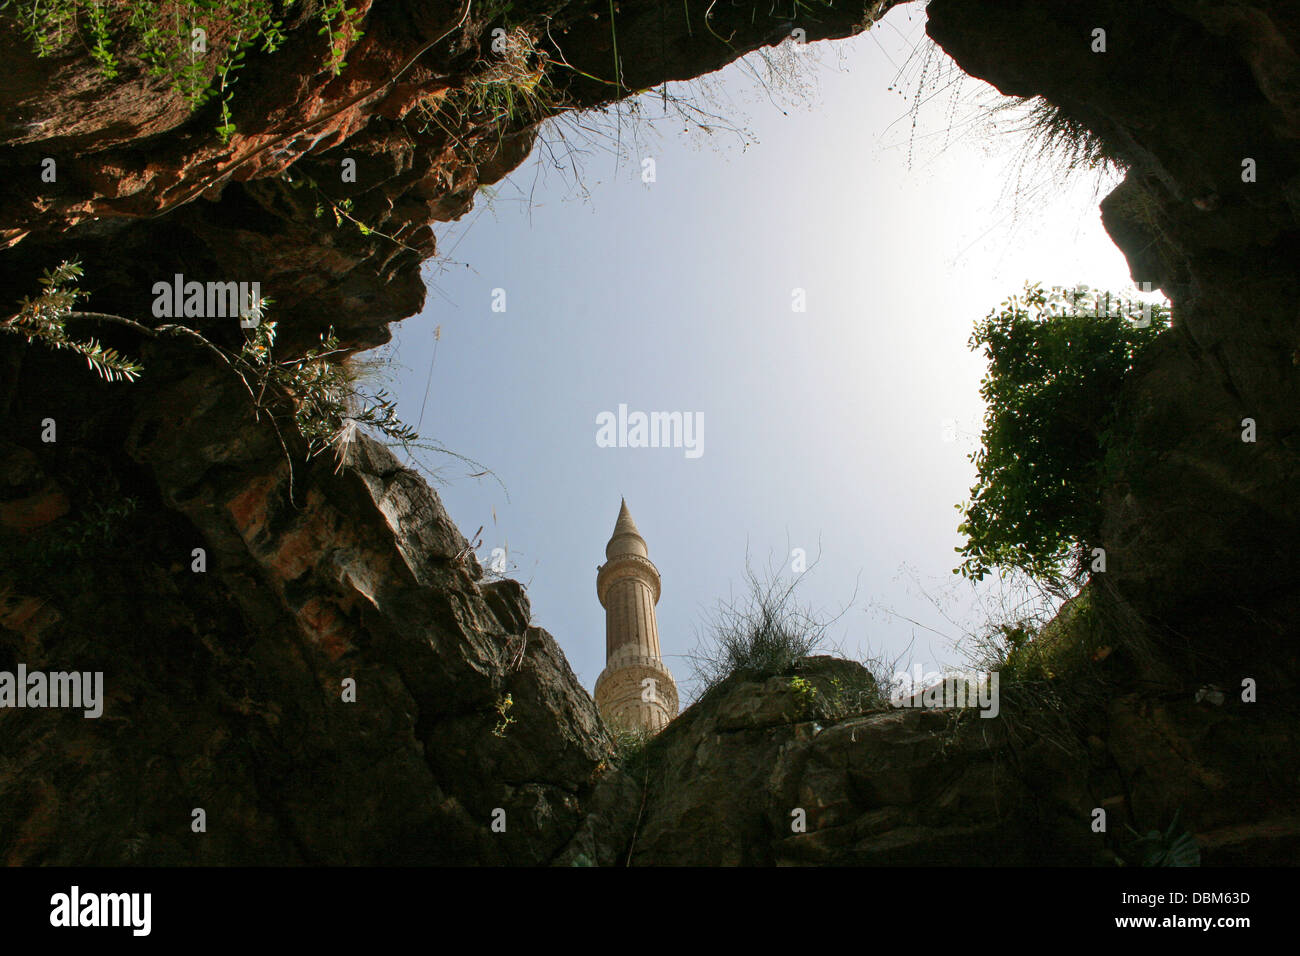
(389, 6, 1159, 697)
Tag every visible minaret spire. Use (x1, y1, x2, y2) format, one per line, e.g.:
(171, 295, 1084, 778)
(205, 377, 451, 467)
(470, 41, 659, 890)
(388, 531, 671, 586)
(607, 498, 646, 558)
(593, 499, 678, 734)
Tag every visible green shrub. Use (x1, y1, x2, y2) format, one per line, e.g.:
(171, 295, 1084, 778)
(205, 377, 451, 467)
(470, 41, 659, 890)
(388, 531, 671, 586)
(1, 260, 141, 382)
(957, 282, 1169, 584)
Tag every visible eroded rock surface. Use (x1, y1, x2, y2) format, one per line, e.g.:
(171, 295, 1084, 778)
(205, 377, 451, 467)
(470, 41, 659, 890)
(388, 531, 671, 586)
(559, 657, 1300, 866)
(928, 0, 1300, 671)
(2, 342, 610, 863)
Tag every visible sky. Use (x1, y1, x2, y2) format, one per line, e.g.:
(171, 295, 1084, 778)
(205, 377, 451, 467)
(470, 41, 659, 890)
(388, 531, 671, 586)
(375, 5, 1158, 702)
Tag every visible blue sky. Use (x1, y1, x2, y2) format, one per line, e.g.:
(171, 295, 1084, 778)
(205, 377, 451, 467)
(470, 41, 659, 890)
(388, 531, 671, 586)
(376, 6, 1155, 701)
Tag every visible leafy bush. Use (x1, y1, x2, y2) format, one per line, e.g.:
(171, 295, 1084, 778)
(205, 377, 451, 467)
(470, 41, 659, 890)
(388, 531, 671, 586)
(786, 667, 889, 723)
(788, 674, 818, 714)
(238, 319, 416, 467)
(42, 496, 139, 564)
(1, 455, 142, 591)
(5, 260, 492, 500)
(957, 282, 1169, 584)
(1, 259, 141, 382)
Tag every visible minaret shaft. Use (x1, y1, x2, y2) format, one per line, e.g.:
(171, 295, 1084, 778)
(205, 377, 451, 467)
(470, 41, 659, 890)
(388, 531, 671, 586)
(605, 576, 660, 662)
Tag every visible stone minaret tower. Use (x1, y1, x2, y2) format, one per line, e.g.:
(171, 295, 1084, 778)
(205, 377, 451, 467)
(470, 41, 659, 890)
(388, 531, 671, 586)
(593, 499, 679, 734)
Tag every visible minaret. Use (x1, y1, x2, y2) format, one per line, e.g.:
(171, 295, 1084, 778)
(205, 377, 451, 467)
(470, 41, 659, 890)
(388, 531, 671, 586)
(593, 499, 679, 734)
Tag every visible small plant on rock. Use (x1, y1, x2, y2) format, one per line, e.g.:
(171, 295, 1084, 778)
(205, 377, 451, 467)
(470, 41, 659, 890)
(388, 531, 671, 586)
(491, 693, 516, 737)
(788, 675, 818, 717)
(1, 259, 142, 382)
(237, 319, 418, 468)
(1123, 809, 1201, 867)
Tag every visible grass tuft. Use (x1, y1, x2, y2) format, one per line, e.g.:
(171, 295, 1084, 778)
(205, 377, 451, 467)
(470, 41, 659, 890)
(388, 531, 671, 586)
(1000, 96, 1127, 176)
(686, 558, 842, 700)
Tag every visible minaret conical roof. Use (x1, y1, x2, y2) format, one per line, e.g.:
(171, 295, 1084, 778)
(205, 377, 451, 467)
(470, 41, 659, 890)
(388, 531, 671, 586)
(605, 497, 649, 559)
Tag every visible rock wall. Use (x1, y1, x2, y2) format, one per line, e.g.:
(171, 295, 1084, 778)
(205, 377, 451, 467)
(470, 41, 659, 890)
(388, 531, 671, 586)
(2, 342, 610, 864)
(927, 0, 1300, 672)
(560, 658, 1070, 866)
(560, 657, 1300, 866)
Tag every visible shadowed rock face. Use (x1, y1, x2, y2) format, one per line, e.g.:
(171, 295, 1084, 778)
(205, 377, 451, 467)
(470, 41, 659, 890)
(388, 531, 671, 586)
(2, 344, 610, 864)
(927, 0, 1300, 669)
(559, 658, 1300, 866)
(2, 0, 1299, 865)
